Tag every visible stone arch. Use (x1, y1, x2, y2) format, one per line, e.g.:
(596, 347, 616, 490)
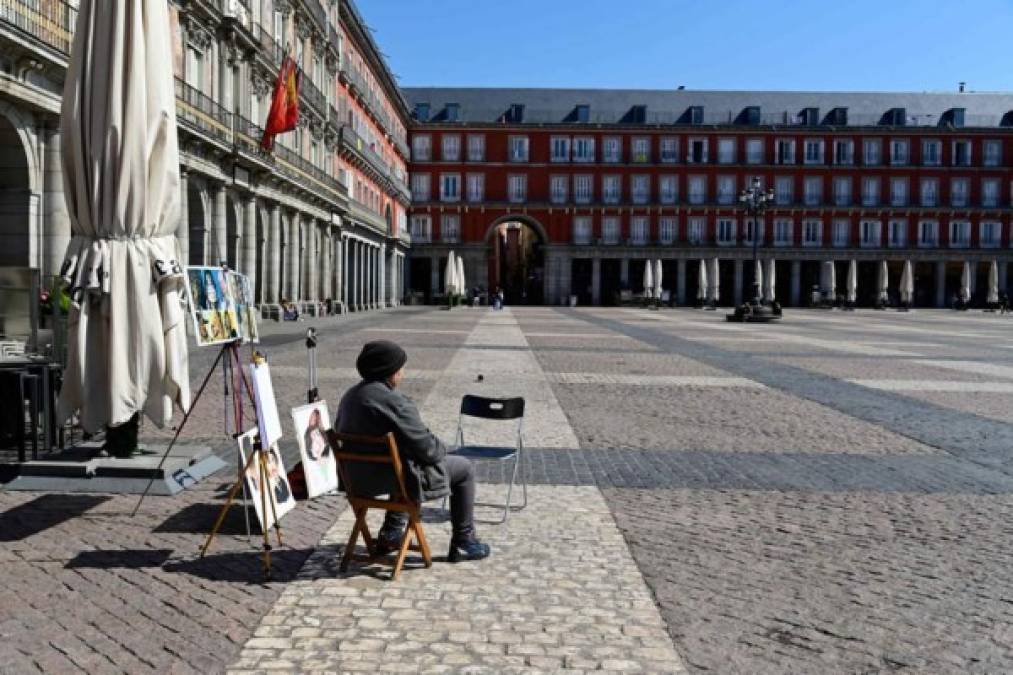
(482, 213, 548, 245)
(484, 214, 547, 305)
(0, 105, 36, 266)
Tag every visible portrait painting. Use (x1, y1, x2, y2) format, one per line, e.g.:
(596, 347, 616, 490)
(291, 401, 337, 498)
(236, 429, 296, 532)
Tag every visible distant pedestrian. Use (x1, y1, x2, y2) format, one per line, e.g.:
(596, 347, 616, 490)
(1000, 291, 1009, 315)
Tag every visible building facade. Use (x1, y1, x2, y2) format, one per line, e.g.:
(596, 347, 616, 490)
(404, 88, 1013, 307)
(0, 0, 410, 318)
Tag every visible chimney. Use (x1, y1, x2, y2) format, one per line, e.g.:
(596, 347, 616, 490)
(959, 82, 966, 93)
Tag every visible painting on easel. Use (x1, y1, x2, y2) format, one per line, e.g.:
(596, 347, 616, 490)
(236, 429, 296, 532)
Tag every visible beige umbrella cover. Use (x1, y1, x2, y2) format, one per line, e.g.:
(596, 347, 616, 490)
(764, 258, 776, 303)
(960, 261, 972, 302)
(821, 260, 836, 297)
(988, 260, 999, 304)
(710, 258, 720, 303)
(654, 259, 664, 299)
(642, 260, 653, 298)
(878, 260, 889, 303)
(753, 259, 763, 301)
(697, 259, 708, 301)
(847, 260, 858, 303)
(900, 260, 914, 304)
(58, 0, 188, 432)
(444, 251, 457, 295)
(456, 255, 465, 296)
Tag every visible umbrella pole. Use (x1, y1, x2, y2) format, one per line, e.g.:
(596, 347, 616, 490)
(130, 341, 231, 517)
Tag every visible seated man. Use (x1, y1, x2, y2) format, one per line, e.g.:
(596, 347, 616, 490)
(335, 340, 490, 562)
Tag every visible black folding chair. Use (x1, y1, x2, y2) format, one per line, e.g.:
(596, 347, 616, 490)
(450, 395, 526, 524)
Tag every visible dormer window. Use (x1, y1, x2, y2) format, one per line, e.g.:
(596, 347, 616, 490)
(414, 102, 430, 122)
(576, 104, 590, 123)
(445, 103, 460, 122)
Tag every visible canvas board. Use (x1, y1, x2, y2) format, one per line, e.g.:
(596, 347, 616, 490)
(291, 401, 338, 498)
(236, 429, 296, 532)
(250, 361, 283, 448)
(184, 266, 259, 346)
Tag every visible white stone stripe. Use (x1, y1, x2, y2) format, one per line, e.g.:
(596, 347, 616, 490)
(362, 327, 472, 335)
(548, 373, 764, 387)
(914, 360, 1013, 380)
(525, 332, 634, 339)
(849, 379, 1013, 392)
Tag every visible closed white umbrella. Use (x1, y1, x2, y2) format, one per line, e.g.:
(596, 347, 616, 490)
(697, 259, 708, 301)
(847, 260, 858, 304)
(710, 258, 720, 304)
(821, 260, 836, 298)
(642, 260, 653, 299)
(960, 261, 972, 303)
(764, 258, 776, 303)
(456, 255, 465, 296)
(878, 260, 889, 304)
(988, 260, 999, 304)
(444, 251, 457, 295)
(654, 259, 664, 300)
(900, 260, 914, 305)
(58, 0, 189, 433)
(753, 259, 763, 301)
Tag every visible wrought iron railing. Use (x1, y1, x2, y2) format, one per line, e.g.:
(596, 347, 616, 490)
(0, 0, 77, 55)
(301, 75, 327, 114)
(252, 21, 284, 67)
(175, 77, 233, 145)
(301, 0, 327, 31)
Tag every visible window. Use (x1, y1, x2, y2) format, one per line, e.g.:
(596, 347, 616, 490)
(466, 173, 484, 202)
(717, 218, 736, 245)
(688, 138, 708, 164)
(775, 138, 795, 164)
(949, 220, 970, 247)
(660, 137, 679, 163)
(550, 175, 568, 204)
(888, 219, 907, 248)
(441, 214, 460, 243)
(688, 175, 707, 204)
(833, 176, 852, 206)
(659, 175, 678, 204)
(803, 219, 822, 246)
(774, 176, 793, 205)
(602, 175, 621, 204)
(833, 139, 854, 165)
(573, 136, 596, 162)
(922, 139, 941, 166)
(550, 136, 571, 162)
(508, 136, 529, 162)
(832, 219, 850, 247)
(863, 138, 882, 165)
(631, 216, 649, 244)
(982, 178, 1000, 208)
(983, 140, 1002, 167)
(467, 134, 485, 161)
(440, 173, 460, 201)
(860, 220, 881, 247)
(410, 173, 431, 201)
(918, 220, 938, 247)
(774, 218, 793, 246)
(412, 134, 431, 161)
(861, 177, 880, 206)
(603, 136, 622, 162)
(508, 174, 527, 203)
(716, 175, 736, 205)
(952, 140, 972, 166)
(891, 139, 909, 165)
(746, 138, 764, 164)
(572, 216, 592, 244)
(890, 177, 908, 206)
(441, 134, 460, 161)
(632, 137, 651, 163)
(744, 218, 763, 245)
(920, 178, 938, 207)
(804, 139, 824, 164)
(574, 174, 593, 204)
(659, 217, 676, 244)
(631, 175, 650, 204)
(687, 217, 705, 244)
(717, 138, 736, 164)
(981, 221, 1001, 248)
(803, 176, 822, 206)
(409, 215, 431, 243)
(950, 178, 969, 207)
(602, 216, 620, 244)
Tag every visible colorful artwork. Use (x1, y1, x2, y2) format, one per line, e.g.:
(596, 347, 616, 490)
(291, 401, 337, 498)
(236, 429, 296, 532)
(184, 266, 259, 346)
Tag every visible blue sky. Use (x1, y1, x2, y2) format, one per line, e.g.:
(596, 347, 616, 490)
(356, 0, 1011, 92)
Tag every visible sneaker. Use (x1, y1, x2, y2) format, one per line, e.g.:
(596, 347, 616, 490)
(448, 538, 491, 563)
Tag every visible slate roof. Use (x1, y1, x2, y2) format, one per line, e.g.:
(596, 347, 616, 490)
(402, 87, 1013, 128)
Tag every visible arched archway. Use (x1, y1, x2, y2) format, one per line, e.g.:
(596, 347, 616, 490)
(485, 215, 546, 305)
(0, 112, 33, 266)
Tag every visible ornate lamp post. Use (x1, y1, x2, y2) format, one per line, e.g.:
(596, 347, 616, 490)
(730, 176, 779, 322)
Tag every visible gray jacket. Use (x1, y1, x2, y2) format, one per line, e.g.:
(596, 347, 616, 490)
(334, 379, 450, 502)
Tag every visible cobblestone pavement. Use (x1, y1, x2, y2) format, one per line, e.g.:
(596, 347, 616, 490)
(7, 306, 1013, 673)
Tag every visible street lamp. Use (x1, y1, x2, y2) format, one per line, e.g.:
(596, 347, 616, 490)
(738, 176, 775, 305)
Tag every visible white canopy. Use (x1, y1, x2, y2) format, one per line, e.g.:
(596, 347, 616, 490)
(764, 259, 776, 303)
(642, 261, 654, 298)
(456, 255, 465, 295)
(58, 0, 189, 432)
(444, 251, 457, 295)
(821, 260, 836, 297)
(900, 260, 914, 304)
(878, 260, 890, 304)
(697, 259, 708, 301)
(988, 260, 999, 304)
(960, 261, 972, 302)
(654, 259, 664, 300)
(847, 260, 858, 303)
(709, 258, 720, 304)
(753, 259, 763, 301)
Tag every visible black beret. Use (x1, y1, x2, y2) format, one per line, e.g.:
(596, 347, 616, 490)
(356, 340, 407, 381)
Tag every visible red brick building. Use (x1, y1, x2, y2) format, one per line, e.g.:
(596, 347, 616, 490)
(402, 88, 1013, 307)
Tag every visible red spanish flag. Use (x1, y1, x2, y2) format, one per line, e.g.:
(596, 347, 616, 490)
(261, 55, 301, 150)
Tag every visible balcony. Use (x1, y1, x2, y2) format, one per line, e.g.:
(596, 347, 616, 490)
(0, 0, 77, 55)
(300, 0, 327, 32)
(252, 22, 284, 67)
(220, 0, 258, 51)
(274, 141, 346, 201)
(175, 77, 233, 146)
(340, 123, 390, 181)
(301, 76, 327, 116)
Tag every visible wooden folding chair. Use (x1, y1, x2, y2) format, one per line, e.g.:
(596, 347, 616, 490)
(326, 430, 432, 581)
